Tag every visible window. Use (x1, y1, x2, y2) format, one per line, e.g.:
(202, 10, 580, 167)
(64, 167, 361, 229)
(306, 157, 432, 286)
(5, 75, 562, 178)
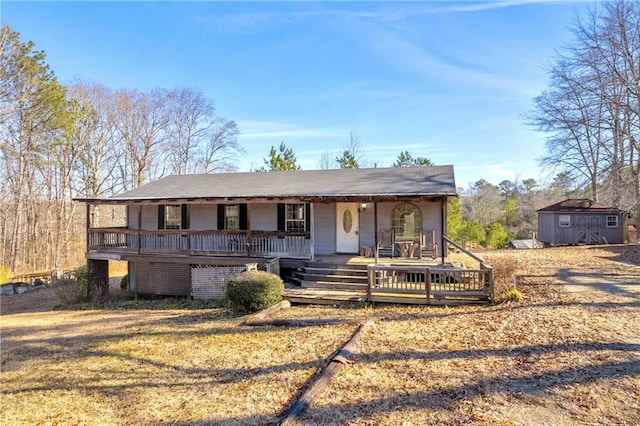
(286, 203, 306, 232)
(559, 215, 571, 227)
(160, 204, 183, 230)
(606, 216, 618, 228)
(217, 204, 247, 230)
(225, 205, 239, 230)
(391, 203, 423, 241)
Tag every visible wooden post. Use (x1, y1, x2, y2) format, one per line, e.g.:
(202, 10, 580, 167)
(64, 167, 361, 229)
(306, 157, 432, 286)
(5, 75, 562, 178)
(309, 202, 315, 261)
(246, 204, 252, 257)
(425, 266, 431, 305)
(374, 202, 379, 264)
(441, 196, 446, 265)
(85, 203, 91, 253)
(137, 205, 142, 255)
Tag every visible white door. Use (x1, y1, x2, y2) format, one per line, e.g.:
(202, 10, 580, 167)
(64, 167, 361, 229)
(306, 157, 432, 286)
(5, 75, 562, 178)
(336, 203, 359, 253)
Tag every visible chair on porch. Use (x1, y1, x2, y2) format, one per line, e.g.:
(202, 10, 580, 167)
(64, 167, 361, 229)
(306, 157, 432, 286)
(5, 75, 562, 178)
(377, 229, 395, 258)
(420, 230, 438, 259)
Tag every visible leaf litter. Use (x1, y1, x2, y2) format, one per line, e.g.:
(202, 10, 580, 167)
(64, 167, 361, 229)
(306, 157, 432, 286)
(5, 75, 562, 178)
(1, 244, 639, 425)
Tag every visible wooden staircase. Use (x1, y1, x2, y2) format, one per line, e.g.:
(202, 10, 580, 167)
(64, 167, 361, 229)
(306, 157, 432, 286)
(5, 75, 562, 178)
(284, 261, 368, 305)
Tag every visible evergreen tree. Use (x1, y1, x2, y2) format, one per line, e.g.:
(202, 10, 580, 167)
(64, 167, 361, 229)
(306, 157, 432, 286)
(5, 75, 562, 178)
(258, 141, 301, 171)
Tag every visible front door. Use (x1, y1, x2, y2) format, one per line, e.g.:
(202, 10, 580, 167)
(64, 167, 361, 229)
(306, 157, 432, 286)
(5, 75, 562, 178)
(336, 203, 359, 253)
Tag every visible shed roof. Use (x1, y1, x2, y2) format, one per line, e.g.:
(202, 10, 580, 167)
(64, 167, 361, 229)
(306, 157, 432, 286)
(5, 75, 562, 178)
(80, 166, 457, 203)
(537, 198, 622, 213)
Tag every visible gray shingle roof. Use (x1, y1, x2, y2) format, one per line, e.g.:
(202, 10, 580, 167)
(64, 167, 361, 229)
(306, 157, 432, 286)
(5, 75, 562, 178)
(537, 198, 622, 213)
(100, 166, 456, 202)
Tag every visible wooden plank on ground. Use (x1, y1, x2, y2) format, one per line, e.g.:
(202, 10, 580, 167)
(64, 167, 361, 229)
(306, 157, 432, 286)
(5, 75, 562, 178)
(280, 320, 374, 425)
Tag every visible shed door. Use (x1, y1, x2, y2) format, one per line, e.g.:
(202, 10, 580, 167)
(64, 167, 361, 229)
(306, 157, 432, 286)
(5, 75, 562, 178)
(336, 203, 359, 253)
(588, 216, 600, 244)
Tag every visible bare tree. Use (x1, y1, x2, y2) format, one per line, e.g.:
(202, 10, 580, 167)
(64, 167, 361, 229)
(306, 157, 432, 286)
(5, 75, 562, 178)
(335, 130, 368, 168)
(529, 58, 606, 200)
(528, 1, 639, 216)
(165, 87, 240, 174)
(317, 151, 335, 169)
(67, 81, 120, 198)
(114, 89, 169, 189)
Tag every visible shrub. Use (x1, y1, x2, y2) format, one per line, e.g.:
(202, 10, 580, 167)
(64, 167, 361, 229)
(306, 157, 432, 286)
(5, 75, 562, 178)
(489, 256, 523, 303)
(501, 288, 524, 303)
(120, 274, 129, 291)
(55, 277, 86, 306)
(225, 271, 284, 313)
(0, 265, 12, 285)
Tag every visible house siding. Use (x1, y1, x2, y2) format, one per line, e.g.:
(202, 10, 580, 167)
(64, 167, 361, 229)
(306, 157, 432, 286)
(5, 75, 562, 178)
(190, 204, 217, 230)
(313, 202, 335, 255)
(250, 204, 277, 231)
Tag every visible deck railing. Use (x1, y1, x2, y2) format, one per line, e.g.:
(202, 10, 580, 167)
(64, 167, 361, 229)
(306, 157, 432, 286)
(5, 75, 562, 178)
(87, 227, 312, 258)
(367, 264, 493, 303)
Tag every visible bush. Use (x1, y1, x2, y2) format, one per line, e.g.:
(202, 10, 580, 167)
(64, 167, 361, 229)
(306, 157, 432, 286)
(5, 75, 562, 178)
(490, 256, 523, 303)
(225, 271, 284, 313)
(120, 274, 129, 291)
(0, 265, 12, 285)
(501, 288, 524, 303)
(54, 267, 95, 306)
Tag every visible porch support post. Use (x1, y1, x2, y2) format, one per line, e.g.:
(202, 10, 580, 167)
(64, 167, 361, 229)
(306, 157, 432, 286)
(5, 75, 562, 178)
(374, 202, 379, 264)
(85, 203, 91, 253)
(441, 196, 447, 265)
(310, 202, 315, 260)
(246, 204, 252, 257)
(137, 205, 142, 255)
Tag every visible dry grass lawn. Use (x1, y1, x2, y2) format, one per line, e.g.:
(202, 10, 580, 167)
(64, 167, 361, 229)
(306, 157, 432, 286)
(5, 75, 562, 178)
(1, 245, 639, 425)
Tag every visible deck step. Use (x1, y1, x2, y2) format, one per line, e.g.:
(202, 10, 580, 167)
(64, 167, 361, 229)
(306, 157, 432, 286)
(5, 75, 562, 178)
(283, 288, 367, 306)
(301, 280, 368, 291)
(294, 273, 368, 283)
(302, 267, 368, 277)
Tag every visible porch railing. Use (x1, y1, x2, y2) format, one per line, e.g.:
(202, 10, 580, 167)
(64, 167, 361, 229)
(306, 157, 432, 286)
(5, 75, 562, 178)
(87, 227, 312, 259)
(367, 264, 493, 303)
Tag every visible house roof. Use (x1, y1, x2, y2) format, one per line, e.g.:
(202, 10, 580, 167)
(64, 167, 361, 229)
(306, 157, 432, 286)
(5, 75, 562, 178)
(537, 198, 622, 213)
(81, 166, 457, 203)
(509, 239, 543, 249)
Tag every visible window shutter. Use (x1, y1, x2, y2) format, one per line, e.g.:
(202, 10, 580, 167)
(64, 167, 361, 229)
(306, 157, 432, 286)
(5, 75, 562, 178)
(239, 204, 248, 230)
(181, 204, 189, 229)
(277, 203, 285, 231)
(158, 205, 165, 230)
(217, 204, 225, 230)
(305, 203, 311, 232)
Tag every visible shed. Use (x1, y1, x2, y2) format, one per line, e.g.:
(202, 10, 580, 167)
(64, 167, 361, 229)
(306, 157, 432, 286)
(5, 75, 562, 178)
(537, 199, 626, 245)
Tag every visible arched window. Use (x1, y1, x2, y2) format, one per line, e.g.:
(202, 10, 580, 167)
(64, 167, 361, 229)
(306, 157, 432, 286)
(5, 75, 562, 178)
(391, 203, 423, 241)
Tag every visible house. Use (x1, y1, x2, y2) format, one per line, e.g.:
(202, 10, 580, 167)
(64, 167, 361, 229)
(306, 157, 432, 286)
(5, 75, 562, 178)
(537, 199, 626, 246)
(77, 166, 457, 297)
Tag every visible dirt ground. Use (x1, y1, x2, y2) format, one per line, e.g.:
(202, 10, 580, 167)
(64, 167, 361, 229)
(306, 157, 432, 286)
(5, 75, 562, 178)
(1, 244, 639, 425)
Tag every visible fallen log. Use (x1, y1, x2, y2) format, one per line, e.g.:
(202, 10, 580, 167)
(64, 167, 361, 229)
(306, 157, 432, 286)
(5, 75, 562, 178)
(243, 300, 290, 325)
(245, 317, 367, 327)
(279, 320, 374, 425)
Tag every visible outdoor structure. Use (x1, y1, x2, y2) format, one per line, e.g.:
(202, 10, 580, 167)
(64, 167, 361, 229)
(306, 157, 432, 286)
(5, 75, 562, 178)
(537, 199, 627, 246)
(77, 166, 493, 304)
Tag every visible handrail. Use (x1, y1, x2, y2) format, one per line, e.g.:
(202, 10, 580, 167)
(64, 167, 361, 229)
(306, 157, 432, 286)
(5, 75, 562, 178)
(442, 236, 487, 267)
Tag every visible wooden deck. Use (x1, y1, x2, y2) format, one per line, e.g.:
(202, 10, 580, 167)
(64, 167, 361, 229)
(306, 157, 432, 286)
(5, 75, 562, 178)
(283, 287, 368, 305)
(283, 255, 494, 306)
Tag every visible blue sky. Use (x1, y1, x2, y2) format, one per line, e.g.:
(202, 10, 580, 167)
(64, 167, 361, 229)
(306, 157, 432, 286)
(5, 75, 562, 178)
(2, 1, 589, 188)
